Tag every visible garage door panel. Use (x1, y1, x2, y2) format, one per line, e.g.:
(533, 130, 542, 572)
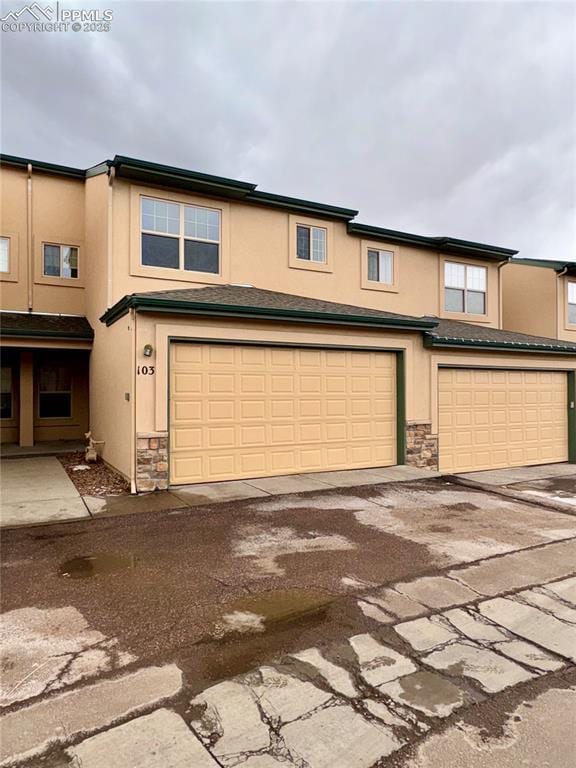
(170, 344, 396, 484)
(439, 368, 567, 473)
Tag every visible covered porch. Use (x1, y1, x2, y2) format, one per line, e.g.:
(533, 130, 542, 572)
(0, 312, 93, 450)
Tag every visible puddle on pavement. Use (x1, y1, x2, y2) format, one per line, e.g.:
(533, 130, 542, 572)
(59, 552, 135, 579)
(179, 588, 343, 694)
(218, 588, 334, 632)
(397, 670, 464, 715)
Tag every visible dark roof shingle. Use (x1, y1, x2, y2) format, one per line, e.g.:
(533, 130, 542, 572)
(425, 317, 576, 353)
(102, 284, 436, 329)
(0, 312, 94, 340)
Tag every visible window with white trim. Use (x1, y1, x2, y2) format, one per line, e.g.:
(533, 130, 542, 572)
(296, 224, 326, 263)
(367, 249, 393, 284)
(140, 197, 221, 274)
(1, 367, 12, 419)
(444, 262, 487, 314)
(43, 244, 78, 279)
(569, 283, 576, 324)
(0, 237, 9, 273)
(38, 366, 72, 418)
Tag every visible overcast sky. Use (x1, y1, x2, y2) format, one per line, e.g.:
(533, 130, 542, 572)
(1, 1, 574, 259)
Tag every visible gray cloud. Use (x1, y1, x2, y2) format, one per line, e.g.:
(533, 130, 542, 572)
(1, 0, 574, 258)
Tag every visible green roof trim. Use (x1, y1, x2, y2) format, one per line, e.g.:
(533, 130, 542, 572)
(111, 155, 257, 199)
(508, 258, 576, 274)
(246, 190, 357, 221)
(423, 334, 576, 355)
(0, 153, 86, 179)
(100, 294, 437, 331)
(348, 222, 518, 260)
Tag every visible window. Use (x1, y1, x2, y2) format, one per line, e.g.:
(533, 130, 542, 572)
(39, 366, 71, 418)
(367, 249, 393, 284)
(569, 283, 576, 325)
(444, 262, 487, 314)
(43, 244, 79, 279)
(141, 197, 220, 274)
(1, 367, 12, 419)
(296, 224, 326, 263)
(0, 237, 9, 273)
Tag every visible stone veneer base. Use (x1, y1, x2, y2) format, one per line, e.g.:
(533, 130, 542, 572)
(405, 422, 439, 470)
(136, 432, 169, 492)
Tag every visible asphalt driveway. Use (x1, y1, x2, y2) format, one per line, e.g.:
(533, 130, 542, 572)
(1, 475, 575, 767)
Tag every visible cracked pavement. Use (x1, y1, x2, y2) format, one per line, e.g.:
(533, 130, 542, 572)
(1, 474, 575, 766)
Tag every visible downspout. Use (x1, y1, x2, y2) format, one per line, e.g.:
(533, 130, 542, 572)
(26, 163, 33, 311)
(557, 267, 568, 336)
(130, 307, 137, 494)
(497, 259, 508, 329)
(106, 166, 115, 309)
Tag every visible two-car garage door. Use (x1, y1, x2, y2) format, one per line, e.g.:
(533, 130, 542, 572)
(170, 343, 397, 485)
(438, 368, 568, 473)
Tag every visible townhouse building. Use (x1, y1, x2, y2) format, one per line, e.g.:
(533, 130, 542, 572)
(1, 154, 574, 493)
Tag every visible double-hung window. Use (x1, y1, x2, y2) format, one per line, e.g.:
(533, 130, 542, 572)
(568, 283, 576, 325)
(444, 262, 487, 314)
(367, 249, 393, 284)
(141, 197, 221, 274)
(296, 224, 326, 263)
(0, 237, 9, 274)
(43, 244, 79, 279)
(1, 367, 12, 419)
(38, 366, 72, 419)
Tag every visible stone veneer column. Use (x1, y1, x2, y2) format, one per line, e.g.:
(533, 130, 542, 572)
(136, 432, 169, 492)
(405, 422, 439, 470)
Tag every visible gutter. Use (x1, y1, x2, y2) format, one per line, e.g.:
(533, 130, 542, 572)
(100, 295, 438, 331)
(423, 334, 576, 355)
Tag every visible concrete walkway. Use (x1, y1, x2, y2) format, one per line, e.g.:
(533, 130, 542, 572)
(0, 463, 439, 528)
(456, 462, 575, 486)
(0, 457, 90, 527)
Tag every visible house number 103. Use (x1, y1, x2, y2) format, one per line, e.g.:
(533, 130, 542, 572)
(137, 365, 155, 375)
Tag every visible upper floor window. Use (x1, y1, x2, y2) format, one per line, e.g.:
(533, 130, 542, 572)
(141, 197, 220, 274)
(444, 262, 486, 314)
(296, 224, 326, 263)
(0, 237, 9, 273)
(43, 244, 78, 279)
(568, 282, 576, 324)
(367, 249, 393, 284)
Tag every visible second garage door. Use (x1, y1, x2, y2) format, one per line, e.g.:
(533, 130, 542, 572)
(438, 368, 568, 473)
(170, 343, 396, 485)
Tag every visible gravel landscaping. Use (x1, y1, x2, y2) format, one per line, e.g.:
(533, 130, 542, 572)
(58, 452, 130, 497)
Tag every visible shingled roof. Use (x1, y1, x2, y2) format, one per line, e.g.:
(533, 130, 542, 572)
(0, 312, 94, 340)
(424, 317, 576, 354)
(101, 284, 437, 330)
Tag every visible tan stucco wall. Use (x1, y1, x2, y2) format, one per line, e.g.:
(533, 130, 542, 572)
(108, 179, 500, 327)
(502, 264, 576, 343)
(0, 167, 86, 315)
(502, 264, 557, 338)
(88, 311, 134, 482)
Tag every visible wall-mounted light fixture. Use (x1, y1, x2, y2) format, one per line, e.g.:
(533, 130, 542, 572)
(143, 344, 154, 358)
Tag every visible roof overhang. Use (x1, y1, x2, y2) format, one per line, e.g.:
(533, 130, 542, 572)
(101, 294, 437, 331)
(347, 223, 518, 261)
(509, 258, 576, 277)
(423, 334, 576, 355)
